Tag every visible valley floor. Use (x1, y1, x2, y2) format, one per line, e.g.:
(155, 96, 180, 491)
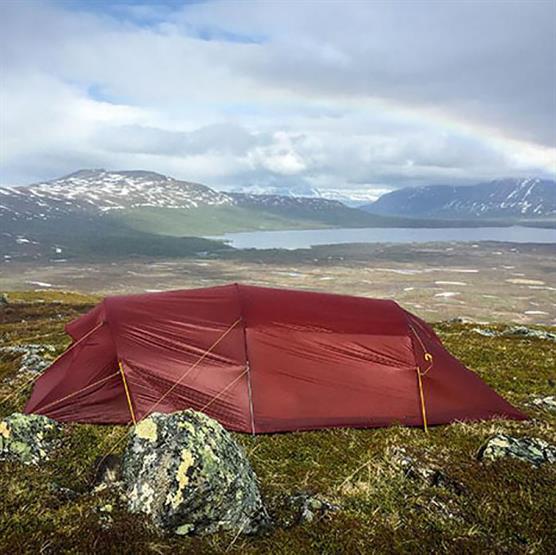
(1, 241, 555, 325)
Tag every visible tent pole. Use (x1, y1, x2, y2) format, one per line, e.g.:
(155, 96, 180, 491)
(416, 367, 429, 434)
(118, 360, 137, 425)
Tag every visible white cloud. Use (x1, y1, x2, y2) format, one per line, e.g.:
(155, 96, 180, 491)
(0, 0, 554, 191)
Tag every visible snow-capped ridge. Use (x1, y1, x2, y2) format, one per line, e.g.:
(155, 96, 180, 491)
(0, 169, 233, 221)
(365, 177, 555, 218)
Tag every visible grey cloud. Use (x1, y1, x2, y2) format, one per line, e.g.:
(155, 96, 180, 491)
(93, 123, 267, 156)
(0, 0, 554, 191)
(181, 0, 556, 147)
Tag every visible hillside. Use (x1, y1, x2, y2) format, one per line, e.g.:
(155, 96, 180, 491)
(2, 171, 555, 262)
(1, 292, 555, 553)
(363, 178, 556, 219)
(0, 170, 432, 261)
(0, 169, 410, 235)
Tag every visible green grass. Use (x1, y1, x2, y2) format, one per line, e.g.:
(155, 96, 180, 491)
(115, 205, 547, 239)
(1, 293, 555, 554)
(114, 206, 327, 236)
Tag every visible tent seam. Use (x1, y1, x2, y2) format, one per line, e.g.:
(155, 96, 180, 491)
(235, 283, 256, 435)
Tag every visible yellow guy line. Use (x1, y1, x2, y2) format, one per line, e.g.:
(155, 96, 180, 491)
(118, 360, 137, 425)
(142, 318, 242, 419)
(0, 320, 106, 406)
(35, 371, 121, 414)
(89, 318, 243, 483)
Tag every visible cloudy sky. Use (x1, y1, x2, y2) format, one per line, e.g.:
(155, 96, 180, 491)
(1, 0, 555, 195)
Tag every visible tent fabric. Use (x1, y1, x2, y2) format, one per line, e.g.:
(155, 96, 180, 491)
(25, 283, 526, 432)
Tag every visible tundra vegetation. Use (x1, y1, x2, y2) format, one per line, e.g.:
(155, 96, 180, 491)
(0, 291, 555, 554)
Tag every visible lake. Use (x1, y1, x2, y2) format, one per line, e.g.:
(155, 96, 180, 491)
(208, 226, 556, 250)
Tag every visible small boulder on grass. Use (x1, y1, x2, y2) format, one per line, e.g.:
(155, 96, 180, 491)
(121, 410, 269, 537)
(389, 446, 464, 494)
(478, 434, 556, 466)
(286, 493, 338, 525)
(502, 326, 556, 342)
(0, 412, 61, 465)
(528, 395, 556, 412)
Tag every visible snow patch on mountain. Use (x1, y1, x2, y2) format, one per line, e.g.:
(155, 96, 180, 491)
(223, 183, 392, 206)
(0, 170, 233, 221)
(364, 178, 556, 218)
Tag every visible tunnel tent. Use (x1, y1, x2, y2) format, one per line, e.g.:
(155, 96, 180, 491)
(25, 283, 526, 432)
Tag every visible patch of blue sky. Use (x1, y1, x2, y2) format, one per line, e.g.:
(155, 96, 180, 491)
(87, 83, 118, 103)
(50, 0, 202, 27)
(49, 1, 266, 43)
(190, 24, 266, 44)
(62, 79, 127, 106)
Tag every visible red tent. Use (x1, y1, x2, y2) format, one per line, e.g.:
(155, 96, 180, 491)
(25, 284, 526, 432)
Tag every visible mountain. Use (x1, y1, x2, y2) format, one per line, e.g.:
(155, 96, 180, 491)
(3, 170, 553, 262)
(224, 183, 391, 206)
(222, 182, 321, 198)
(363, 178, 556, 219)
(0, 169, 232, 223)
(0, 169, 405, 260)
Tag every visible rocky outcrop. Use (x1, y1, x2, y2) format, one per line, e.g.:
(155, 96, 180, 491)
(528, 395, 556, 412)
(0, 412, 61, 464)
(473, 326, 556, 341)
(0, 343, 56, 375)
(478, 434, 556, 466)
(121, 410, 269, 536)
(503, 326, 556, 341)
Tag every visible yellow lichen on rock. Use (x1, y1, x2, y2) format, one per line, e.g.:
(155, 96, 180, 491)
(168, 449, 194, 509)
(0, 421, 10, 439)
(135, 419, 158, 442)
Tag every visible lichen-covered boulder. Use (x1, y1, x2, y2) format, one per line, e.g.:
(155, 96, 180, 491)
(121, 410, 269, 536)
(0, 412, 61, 464)
(479, 434, 556, 466)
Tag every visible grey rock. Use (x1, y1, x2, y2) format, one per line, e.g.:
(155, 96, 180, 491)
(502, 326, 556, 342)
(446, 316, 475, 324)
(473, 325, 556, 341)
(390, 447, 464, 494)
(121, 410, 269, 536)
(92, 454, 122, 493)
(472, 328, 498, 337)
(269, 491, 339, 528)
(478, 434, 556, 466)
(287, 492, 339, 525)
(0, 412, 61, 464)
(0, 343, 56, 375)
(49, 482, 80, 501)
(528, 395, 556, 412)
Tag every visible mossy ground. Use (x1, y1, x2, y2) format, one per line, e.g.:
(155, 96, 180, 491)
(1, 292, 555, 554)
